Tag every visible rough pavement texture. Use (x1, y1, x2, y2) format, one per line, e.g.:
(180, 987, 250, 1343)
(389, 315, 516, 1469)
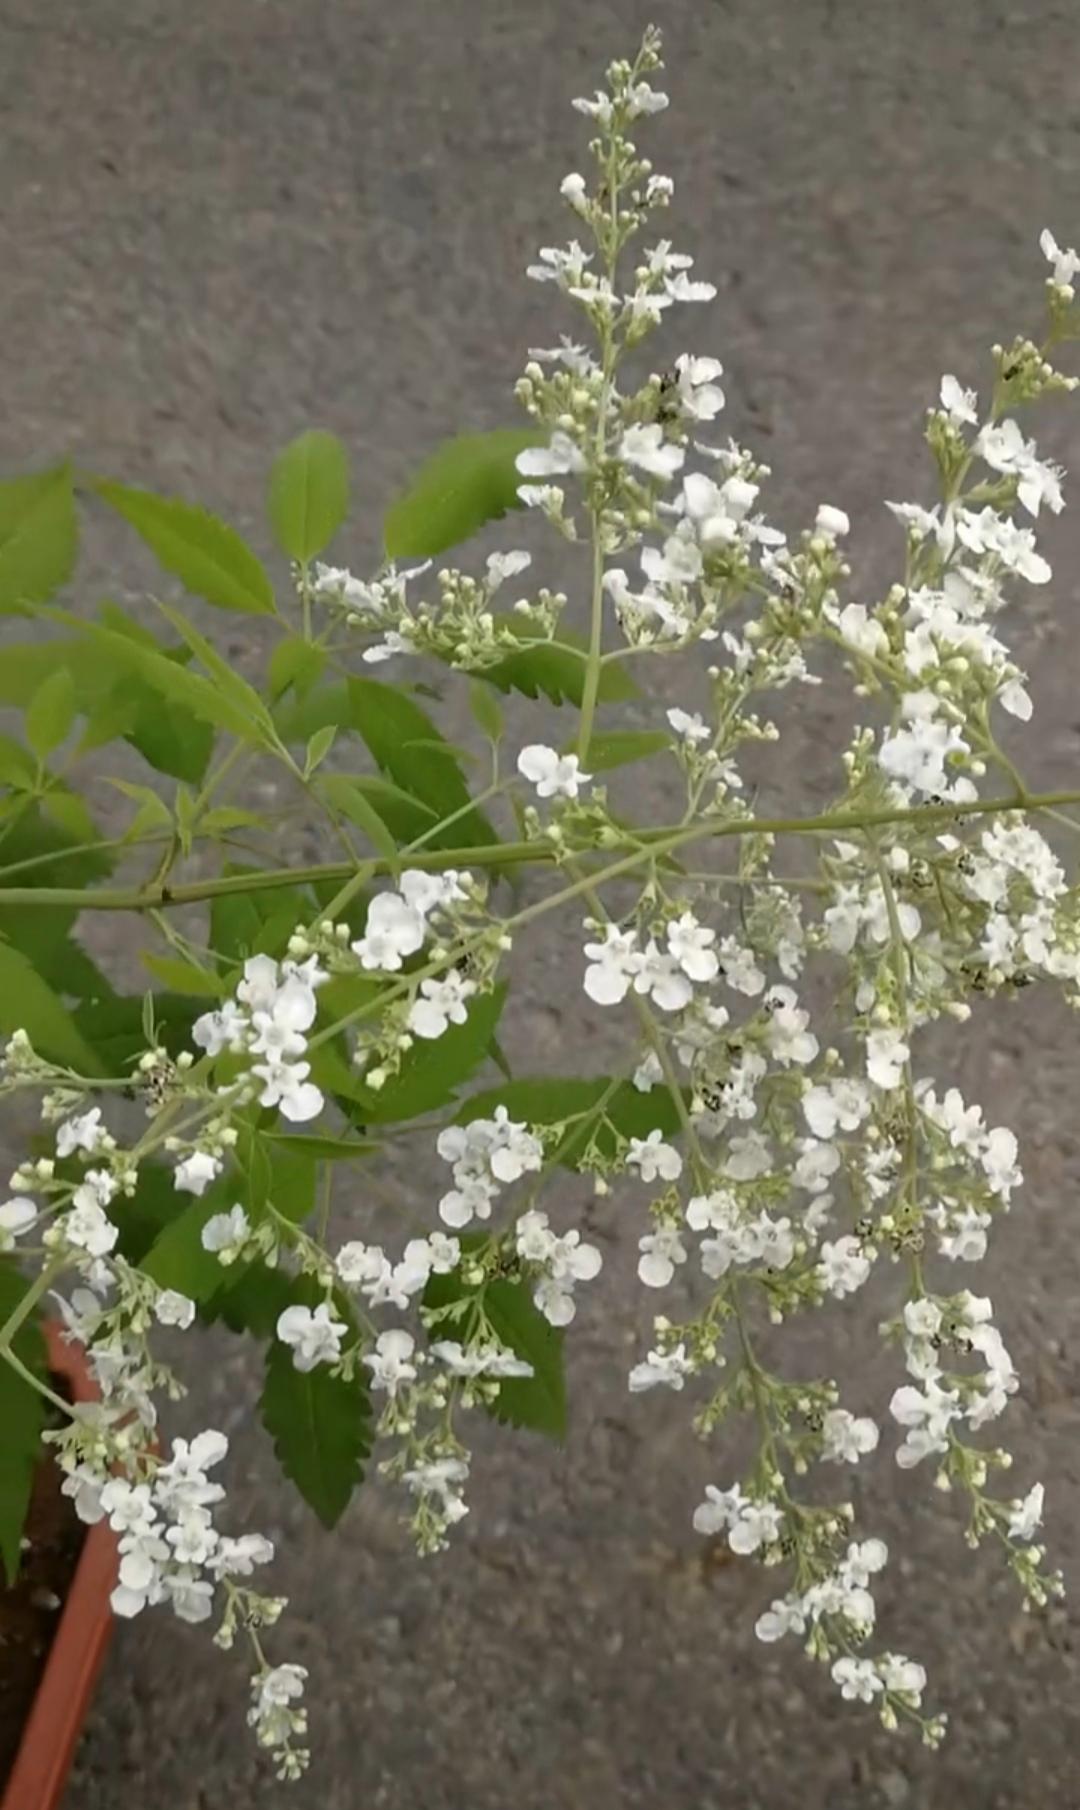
(3, 1, 1080, 1805)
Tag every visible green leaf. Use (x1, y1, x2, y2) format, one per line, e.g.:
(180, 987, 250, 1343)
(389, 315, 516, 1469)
(94, 480, 276, 615)
(56, 616, 272, 747)
(468, 679, 504, 746)
(0, 940, 103, 1072)
(141, 1182, 236, 1302)
(316, 773, 400, 870)
(141, 954, 226, 998)
(358, 985, 507, 1122)
(578, 729, 672, 771)
(267, 635, 326, 703)
(459, 1076, 684, 1167)
(0, 733, 37, 790)
(303, 724, 338, 779)
(483, 635, 639, 707)
(25, 668, 76, 761)
(320, 773, 438, 848)
(210, 869, 310, 964)
(262, 1132, 376, 1162)
(348, 676, 497, 847)
(0, 465, 77, 613)
(106, 779, 174, 839)
(73, 989, 203, 1070)
(384, 429, 543, 560)
(0, 1260, 47, 1582)
(151, 598, 278, 742)
(261, 1285, 372, 1526)
(268, 430, 350, 564)
(424, 1264, 566, 1439)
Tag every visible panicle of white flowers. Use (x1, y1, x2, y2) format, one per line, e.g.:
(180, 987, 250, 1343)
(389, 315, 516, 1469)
(5, 25, 1080, 1779)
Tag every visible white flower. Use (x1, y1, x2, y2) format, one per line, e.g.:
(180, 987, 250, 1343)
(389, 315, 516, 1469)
(582, 925, 641, 1006)
(666, 911, 719, 982)
(618, 423, 685, 479)
(364, 1328, 417, 1394)
(674, 353, 725, 421)
(351, 891, 426, 971)
(0, 1197, 37, 1246)
(866, 1028, 909, 1091)
(408, 971, 476, 1040)
(429, 1340, 533, 1378)
(637, 1224, 688, 1288)
(764, 986, 818, 1066)
(62, 1195, 118, 1257)
(154, 1289, 196, 1330)
(835, 601, 888, 660)
(628, 1342, 692, 1392)
(692, 1483, 747, 1536)
(890, 1379, 960, 1467)
(627, 1130, 683, 1184)
(879, 1654, 927, 1702)
(729, 1500, 784, 1555)
(201, 1205, 251, 1258)
(879, 694, 967, 795)
(516, 431, 586, 478)
(976, 417, 1065, 517)
(632, 940, 693, 1011)
(55, 1108, 108, 1158)
(814, 503, 850, 537)
(818, 1235, 871, 1298)
(1040, 227, 1080, 290)
(821, 1408, 880, 1464)
(938, 1206, 990, 1262)
(832, 1657, 883, 1703)
(939, 373, 978, 426)
(486, 548, 532, 591)
(438, 1175, 498, 1229)
(174, 1151, 223, 1197)
(755, 1598, 807, 1643)
(276, 1303, 347, 1372)
(903, 1297, 942, 1340)
(559, 172, 588, 213)
(486, 1107, 544, 1183)
(252, 1059, 324, 1124)
(802, 1078, 869, 1140)
(517, 744, 592, 799)
(666, 706, 710, 744)
(1007, 1481, 1045, 1543)
(192, 999, 249, 1057)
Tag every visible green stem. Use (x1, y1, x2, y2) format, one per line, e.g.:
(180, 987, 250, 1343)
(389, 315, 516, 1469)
(3, 788, 1078, 914)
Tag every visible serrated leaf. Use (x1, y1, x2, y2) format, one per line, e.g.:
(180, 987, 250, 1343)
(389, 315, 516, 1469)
(268, 430, 350, 564)
(384, 428, 544, 560)
(0, 940, 103, 1073)
(577, 729, 672, 771)
(0, 465, 77, 613)
(424, 1265, 566, 1439)
(483, 634, 639, 707)
(261, 1285, 372, 1526)
(106, 779, 174, 839)
(25, 668, 76, 760)
(73, 988, 203, 1070)
(348, 676, 497, 848)
(95, 480, 276, 615)
(0, 1259, 47, 1582)
(210, 869, 311, 965)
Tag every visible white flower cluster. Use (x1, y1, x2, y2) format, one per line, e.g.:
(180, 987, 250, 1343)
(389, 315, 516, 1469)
(193, 952, 328, 1125)
(515, 1208, 602, 1325)
(434, 1108, 544, 1228)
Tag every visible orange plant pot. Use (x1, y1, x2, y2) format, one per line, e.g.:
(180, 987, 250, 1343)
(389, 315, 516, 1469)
(2, 1324, 117, 1810)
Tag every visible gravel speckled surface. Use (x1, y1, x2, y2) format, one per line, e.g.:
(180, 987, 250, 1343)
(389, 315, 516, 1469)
(4, 2, 1080, 1805)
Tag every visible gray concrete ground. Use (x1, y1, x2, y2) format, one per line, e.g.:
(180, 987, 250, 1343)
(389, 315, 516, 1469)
(4, 0, 1080, 1804)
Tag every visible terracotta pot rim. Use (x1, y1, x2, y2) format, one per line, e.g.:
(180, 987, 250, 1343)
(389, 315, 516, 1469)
(1, 1322, 116, 1810)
